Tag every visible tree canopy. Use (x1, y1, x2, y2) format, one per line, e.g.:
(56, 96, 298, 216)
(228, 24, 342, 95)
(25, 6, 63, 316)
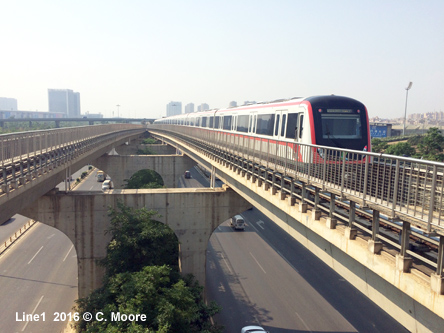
(73, 202, 222, 333)
(371, 128, 444, 161)
(124, 169, 164, 189)
(385, 141, 416, 157)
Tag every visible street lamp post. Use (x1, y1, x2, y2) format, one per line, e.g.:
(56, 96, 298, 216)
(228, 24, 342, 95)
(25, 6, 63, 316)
(403, 82, 413, 136)
(116, 104, 120, 118)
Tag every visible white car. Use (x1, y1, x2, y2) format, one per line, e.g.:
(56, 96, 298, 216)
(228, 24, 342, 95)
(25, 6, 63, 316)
(241, 326, 268, 333)
(101, 179, 114, 191)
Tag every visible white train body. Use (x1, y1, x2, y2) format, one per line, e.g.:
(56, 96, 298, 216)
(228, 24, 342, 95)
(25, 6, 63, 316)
(154, 95, 370, 164)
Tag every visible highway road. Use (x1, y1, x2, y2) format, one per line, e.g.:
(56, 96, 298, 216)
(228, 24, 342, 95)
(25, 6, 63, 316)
(184, 167, 407, 332)
(0, 167, 100, 333)
(0, 164, 408, 332)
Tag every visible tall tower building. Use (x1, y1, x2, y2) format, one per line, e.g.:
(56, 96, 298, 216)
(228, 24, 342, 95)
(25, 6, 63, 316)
(197, 103, 209, 112)
(185, 103, 194, 113)
(166, 101, 182, 116)
(0, 97, 18, 111)
(48, 89, 81, 117)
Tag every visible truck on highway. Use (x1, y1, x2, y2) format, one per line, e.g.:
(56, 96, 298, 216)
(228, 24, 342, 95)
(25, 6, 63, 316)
(231, 215, 245, 231)
(97, 170, 105, 182)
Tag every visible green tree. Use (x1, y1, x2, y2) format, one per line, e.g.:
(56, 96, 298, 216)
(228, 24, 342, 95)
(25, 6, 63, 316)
(103, 202, 179, 276)
(73, 203, 223, 332)
(371, 138, 388, 153)
(75, 266, 222, 333)
(124, 169, 164, 189)
(417, 127, 444, 161)
(385, 142, 416, 157)
(407, 134, 423, 146)
(142, 138, 159, 144)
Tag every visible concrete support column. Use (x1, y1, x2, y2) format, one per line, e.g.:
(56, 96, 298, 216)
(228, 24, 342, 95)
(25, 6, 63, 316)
(20, 186, 251, 298)
(210, 166, 216, 188)
(431, 236, 444, 295)
(345, 201, 357, 240)
(369, 209, 383, 254)
(312, 187, 321, 220)
(396, 222, 413, 272)
(299, 183, 307, 213)
(326, 193, 337, 229)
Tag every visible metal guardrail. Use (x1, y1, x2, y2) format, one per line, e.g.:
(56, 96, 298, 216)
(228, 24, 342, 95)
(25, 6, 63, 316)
(149, 124, 444, 236)
(1, 124, 143, 166)
(0, 124, 145, 192)
(0, 220, 36, 255)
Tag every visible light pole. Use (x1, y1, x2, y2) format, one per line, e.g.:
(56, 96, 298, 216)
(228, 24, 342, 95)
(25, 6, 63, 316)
(403, 82, 413, 136)
(116, 104, 120, 118)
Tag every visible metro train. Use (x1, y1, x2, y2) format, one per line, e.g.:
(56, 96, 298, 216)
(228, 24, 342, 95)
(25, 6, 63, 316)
(154, 95, 371, 163)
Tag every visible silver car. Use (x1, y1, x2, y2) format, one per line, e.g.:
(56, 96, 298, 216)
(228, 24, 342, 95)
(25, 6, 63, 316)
(241, 326, 268, 333)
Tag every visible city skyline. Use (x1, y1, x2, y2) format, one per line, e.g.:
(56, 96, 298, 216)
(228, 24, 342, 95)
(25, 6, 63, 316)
(0, 1, 443, 120)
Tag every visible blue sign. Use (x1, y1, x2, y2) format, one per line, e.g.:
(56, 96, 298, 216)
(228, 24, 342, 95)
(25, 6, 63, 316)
(370, 125, 388, 138)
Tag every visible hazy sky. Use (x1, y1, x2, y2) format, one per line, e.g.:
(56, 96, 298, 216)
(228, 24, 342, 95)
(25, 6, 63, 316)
(1, 1, 443, 119)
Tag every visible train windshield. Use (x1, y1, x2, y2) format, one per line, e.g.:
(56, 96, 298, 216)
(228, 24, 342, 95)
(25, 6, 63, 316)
(321, 113, 362, 139)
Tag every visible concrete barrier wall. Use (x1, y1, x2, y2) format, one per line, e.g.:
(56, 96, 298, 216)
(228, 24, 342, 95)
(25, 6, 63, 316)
(115, 143, 177, 155)
(0, 132, 143, 225)
(93, 154, 196, 188)
(214, 163, 444, 332)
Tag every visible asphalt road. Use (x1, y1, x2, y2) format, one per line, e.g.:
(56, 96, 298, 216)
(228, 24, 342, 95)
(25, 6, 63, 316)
(0, 167, 97, 333)
(0, 221, 78, 332)
(185, 167, 407, 332)
(0, 165, 408, 332)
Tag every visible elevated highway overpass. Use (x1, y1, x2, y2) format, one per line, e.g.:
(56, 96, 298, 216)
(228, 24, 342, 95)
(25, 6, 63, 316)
(1, 124, 444, 331)
(146, 125, 444, 332)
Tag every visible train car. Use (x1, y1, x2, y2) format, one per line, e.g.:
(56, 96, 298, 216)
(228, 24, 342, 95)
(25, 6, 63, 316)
(154, 95, 370, 164)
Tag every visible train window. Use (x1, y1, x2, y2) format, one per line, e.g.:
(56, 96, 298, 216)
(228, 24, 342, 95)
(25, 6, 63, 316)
(215, 116, 220, 129)
(286, 113, 299, 139)
(209, 116, 214, 128)
(274, 114, 280, 136)
(281, 114, 287, 137)
(237, 115, 249, 132)
(321, 114, 362, 139)
(201, 117, 207, 128)
(223, 115, 232, 130)
(256, 114, 275, 136)
(299, 114, 304, 139)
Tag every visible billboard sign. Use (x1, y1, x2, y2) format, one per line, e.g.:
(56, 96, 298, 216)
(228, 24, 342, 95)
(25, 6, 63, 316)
(370, 124, 388, 138)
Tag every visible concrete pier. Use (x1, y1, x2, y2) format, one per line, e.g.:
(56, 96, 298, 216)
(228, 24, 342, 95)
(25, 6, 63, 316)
(20, 186, 251, 298)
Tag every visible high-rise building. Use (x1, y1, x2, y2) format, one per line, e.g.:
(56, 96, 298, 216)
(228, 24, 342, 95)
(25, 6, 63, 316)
(166, 101, 182, 116)
(0, 97, 18, 111)
(228, 101, 237, 108)
(197, 103, 209, 112)
(48, 89, 81, 117)
(185, 103, 194, 113)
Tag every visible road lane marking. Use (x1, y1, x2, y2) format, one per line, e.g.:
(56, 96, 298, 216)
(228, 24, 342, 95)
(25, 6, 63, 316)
(22, 295, 44, 331)
(295, 311, 312, 332)
(249, 252, 266, 274)
(246, 216, 302, 275)
(27, 246, 43, 265)
(256, 220, 265, 229)
(47, 234, 55, 239)
(222, 254, 233, 275)
(63, 245, 74, 262)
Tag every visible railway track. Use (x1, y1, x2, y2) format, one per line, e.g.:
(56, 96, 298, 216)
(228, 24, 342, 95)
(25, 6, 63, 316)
(150, 129, 443, 279)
